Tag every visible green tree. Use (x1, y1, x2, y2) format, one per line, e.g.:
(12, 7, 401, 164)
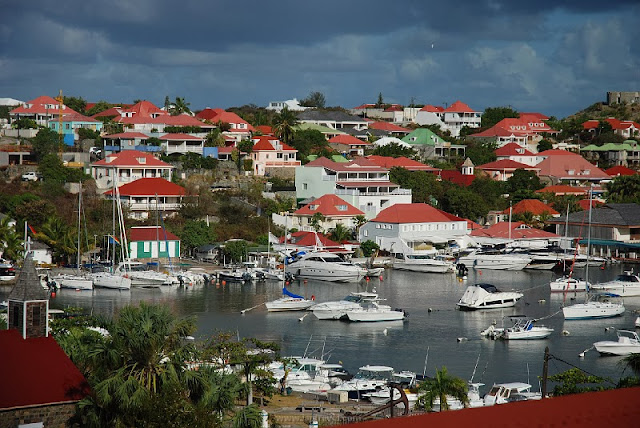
(290, 129, 330, 160)
(34, 215, 76, 263)
(31, 128, 60, 160)
(221, 240, 248, 263)
(0, 216, 23, 261)
(329, 223, 351, 243)
(63, 96, 87, 113)
(353, 215, 368, 239)
(537, 139, 554, 152)
(441, 186, 488, 221)
(169, 97, 192, 115)
(86, 101, 112, 116)
(273, 106, 298, 145)
(481, 106, 519, 129)
(205, 129, 226, 147)
(300, 91, 326, 108)
(376, 92, 384, 107)
(238, 139, 254, 155)
(14, 118, 38, 129)
(417, 366, 469, 411)
(605, 175, 640, 204)
(372, 142, 416, 158)
(548, 368, 612, 396)
(505, 169, 543, 194)
(181, 220, 217, 254)
(310, 212, 325, 233)
(231, 405, 263, 428)
(360, 240, 379, 257)
(464, 140, 497, 166)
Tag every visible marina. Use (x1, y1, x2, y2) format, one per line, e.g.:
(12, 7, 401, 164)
(4, 261, 640, 393)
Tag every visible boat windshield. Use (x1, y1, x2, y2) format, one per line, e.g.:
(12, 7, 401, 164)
(343, 295, 361, 303)
(615, 274, 639, 282)
(476, 283, 499, 293)
(356, 368, 393, 380)
(406, 255, 434, 260)
(320, 255, 346, 263)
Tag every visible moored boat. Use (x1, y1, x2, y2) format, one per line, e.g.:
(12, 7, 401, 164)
(501, 318, 554, 340)
(593, 330, 640, 356)
(590, 271, 640, 297)
(456, 283, 523, 311)
(550, 275, 588, 292)
(287, 251, 367, 283)
(265, 287, 315, 312)
(562, 292, 625, 320)
(312, 291, 379, 320)
(345, 300, 406, 322)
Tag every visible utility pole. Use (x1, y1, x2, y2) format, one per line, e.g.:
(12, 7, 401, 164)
(541, 346, 550, 398)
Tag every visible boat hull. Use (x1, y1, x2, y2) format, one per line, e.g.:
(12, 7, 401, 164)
(91, 273, 132, 290)
(346, 311, 405, 322)
(563, 302, 625, 320)
(54, 275, 93, 290)
(503, 328, 554, 340)
(590, 283, 640, 297)
(593, 343, 640, 356)
(550, 278, 588, 292)
(266, 300, 314, 312)
(393, 261, 454, 273)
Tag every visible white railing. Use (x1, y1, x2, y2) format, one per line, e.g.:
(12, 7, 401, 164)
(127, 202, 182, 211)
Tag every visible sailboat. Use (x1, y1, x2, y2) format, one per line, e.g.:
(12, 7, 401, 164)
(562, 187, 624, 320)
(54, 183, 93, 291)
(265, 287, 315, 312)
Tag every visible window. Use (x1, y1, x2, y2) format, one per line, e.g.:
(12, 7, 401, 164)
(364, 230, 368, 237)
(32, 306, 40, 326)
(277, 153, 283, 159)
(12, 306, 19, 327)
(144, 241, 150, 252)
(303, 183, 308, 190)
(160, 241, 166, 252)
(309, 204, 317, 211)
(337, 205, 347, 211)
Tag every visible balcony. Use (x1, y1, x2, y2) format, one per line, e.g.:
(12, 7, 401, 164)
(127, 202, 182, 211)
(336, 188, 411, 197)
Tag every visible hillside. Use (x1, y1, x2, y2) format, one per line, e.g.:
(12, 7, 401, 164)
(567, 101, 640, 122)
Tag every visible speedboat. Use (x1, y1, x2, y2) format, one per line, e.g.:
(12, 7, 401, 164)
(217, 269, 254, 282)
(562, 292, 625, 320)
(345, 300, 406, 322)
(457, 249, 532, 271)
(270, 357, 337, 393)
(287, 251, 367, 283)
(312, 291, 379, 320)
(330, 365, 394, 400)
(483, 382, 541, 406)
(114, 261, 173, 288)
(501, 318, 554, 340)
(593, 330, 640, 356)
(456, 283, 523, 311)
(0, 259, 16, 282)
(550, 275, 588, 292)
(89, 271, 132, 290)
(52, 273, 93, 290)
(393, 253, 455, 273)
(590, 271, 640, 297)
(265, 287, 315, 312)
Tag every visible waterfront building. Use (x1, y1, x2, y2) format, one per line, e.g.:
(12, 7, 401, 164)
(128, 226, 181, 260)
(104, 177, 185, 219)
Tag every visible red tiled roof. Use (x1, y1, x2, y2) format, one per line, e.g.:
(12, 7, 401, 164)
(583, 118, 640, 131)
(61, 112, 100, 123)
(365, 155, 439, 172)
(195, 108, 255, 131)
(535, 185, 587, 195)
(439, 170, 475, 187)
(471, 221, 559, 239)
(282, 231, 342, 248)
(371, 203, 465, 224)
(129, 226, 179, 241)
(444, 100, 475, 112)
(495, 143, 535, 157)
(159, 133, 203, 141)
(103, 132, 149, 139)
(605, 165, 637, 176)
(502, 199, 559, 216)
(256, 125, 274, 135)
(578, 199, 604, 210)
(329, 134, 371, 145)
(104, 178, 185, 197)
(0, 329, 90, 409)
(476, 159, 538, 170)
(122, 100, 166, 117)
(218, 146, 235, 154)
(251, 136, 297, 151)
(253, 137, 276, 151)
(536, 154, 609, 180)
(10, 95, 77, 115)
(472, 117, 555, 138)
(537, 149, 577, 156)
(419, 105, 445, 113)
(92, 150, 172, 168)
(520, 112, 550, 121)
(368, 121, 410, 132)
(348, 387, 640, 428)
(92, 107, 122, 118)
(305, 157, 388, 172)
(294, 194, 364, 217)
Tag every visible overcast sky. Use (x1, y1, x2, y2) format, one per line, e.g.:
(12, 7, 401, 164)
(1, 1, 638, 118)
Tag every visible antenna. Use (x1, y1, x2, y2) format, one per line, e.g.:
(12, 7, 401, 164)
(55, 89, 64, 157)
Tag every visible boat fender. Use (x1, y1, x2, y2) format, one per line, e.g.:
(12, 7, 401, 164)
(311, 295, 315, 300)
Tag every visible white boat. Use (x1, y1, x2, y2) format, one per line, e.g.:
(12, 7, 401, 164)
(550, 275, 588, 292)
(501, 318, 554, 340)
(590, 271, 640, 297)
(483, 382, 541, 406)
(345, 300, 406, 322)
(217, 269, 253, 282)
(636, 316, 640, 328)
(114, 261, 172, 288)
(52, 273, 93, 290)
(312, 291, 379, 320)
(330, 365, 394, 400)
(265, 287, 315, 312)
(456, 283, 523, 311)
(0, 259, 16, 282)
(593, 330, 640, 356)
(90, 271, 132, 290)
(270, 357, 336, 393)
(562, 292, 625, 320)
(393, 253, 455, 273)
(362, 387, 418, 407)
(457, 249, 532, 271)
(287, 251, 367, 283)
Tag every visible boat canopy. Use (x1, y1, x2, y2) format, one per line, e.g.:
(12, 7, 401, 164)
(475, 283, 499, 293)
(282, 287, 304, 299)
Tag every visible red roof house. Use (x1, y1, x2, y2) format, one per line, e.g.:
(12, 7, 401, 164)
(368, 121, 411, 134)
(10, 95, 77, 125)
(606, 165, 638, 177)
(535, 152, 609, 184)
(502, 199, 559, 217)
(365, 155, 440, 172)
(293, 194, 364, 231)
(250, 135, 300, 175)
(371, 203, 465, 224)
(105, 178, 185, 219)
(91, 150, 174, 190)
(476, 159, 540, 181)
(471, 221, 559, 240)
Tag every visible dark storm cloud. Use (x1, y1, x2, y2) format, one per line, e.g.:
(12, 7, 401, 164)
(1, 0, 638, 117)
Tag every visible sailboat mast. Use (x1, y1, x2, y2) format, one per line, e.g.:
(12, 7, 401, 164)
(156, 193, 160, 272)
(585, 186, 593, 286)
(77, 182, 82, 272)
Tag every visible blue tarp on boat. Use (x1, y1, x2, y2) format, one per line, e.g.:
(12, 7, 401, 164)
(282, 287, 304, 299)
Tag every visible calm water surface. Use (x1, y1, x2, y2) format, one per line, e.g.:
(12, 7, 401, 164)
(4, 263, 640, 391)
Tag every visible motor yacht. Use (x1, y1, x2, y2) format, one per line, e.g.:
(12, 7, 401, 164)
(562, 292, 625, 320)
(590, 271, 640, 297)
(287, 251, 367, 282)
(89, 271, 132, 290)
(456, 283, 523, 310)
(312, 291, 379, 320)
(593, 330, 640, 356)
(330, 365, 394, 399)
(0, 259, 16, 282)
(483, 382, 541, 406)
(501, 318, 554, 340)
(550, 275, 588, 292)
(393, 253, 455, 273)
(344, 300, 406, 322)
(265, 287, 315, 312)
(456, 249, 532, 271)
(52, 273, 93, 291)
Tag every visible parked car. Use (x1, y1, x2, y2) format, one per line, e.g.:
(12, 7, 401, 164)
(21, 171, 40, 181)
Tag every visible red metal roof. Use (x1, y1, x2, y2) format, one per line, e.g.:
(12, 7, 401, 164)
(281, 231, 342, 248)
(256, 125, 274, 135)
(329, 134, 371, 145)
(471, 221, 559, 239)
(444, 100, 475, 112)
(477, 159, 538, 171)
(10, 95, 77, 115)
(129, 226, 179, 241)
(365, 155, 439, 172)
(92, 107, 123, 118)
(495, 143, 535, 157)
(347, 387, 640, 428)
(92, 150, 172, 168)
(294, 194, 364, 216)
(535, 185, 588, 195)
(159, 133, 203, 141)
(0, 329, 91, 409)
(420, 105, 445, 113)
(104, 178, 185, 197)
(583, 118, 640, 131)
(61, 112, 100, 123)
(371, 203, 465, 224)
(439, 170, 475, 187)
(536, 154, 609, 180)
(502, 199, 559, 216)
(368, 121, 410, 132)
(195, 108, 255, 131)
(606, 165, 637, 176)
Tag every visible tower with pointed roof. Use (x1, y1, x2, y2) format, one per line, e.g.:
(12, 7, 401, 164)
(461, 157, 475, 176)
(7, 253, 49, 339)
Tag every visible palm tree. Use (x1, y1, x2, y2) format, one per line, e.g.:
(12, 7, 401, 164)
(417, 366, 469, 411)
(36, 216, 76, 264)
(169, 97, 192, 115)
(330, 223, 351, 243)
(353, 215, 368, 239)
(310, 212, 325, 233)
(0, 217, 23, 261)
(273, 106, 298, 145)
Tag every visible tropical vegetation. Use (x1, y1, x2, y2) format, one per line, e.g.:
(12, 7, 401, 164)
(416, 366, 469, 411)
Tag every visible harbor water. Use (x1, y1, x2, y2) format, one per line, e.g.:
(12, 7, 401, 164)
(3, 262, 640, 391)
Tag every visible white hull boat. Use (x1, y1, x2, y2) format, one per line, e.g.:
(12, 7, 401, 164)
(590, 271, 640, 297)
(0, 260, 16, 282)
(312, 291, 378, 320)
(457, 283, 523, 311)
(550, 276, 588, 292)
(362, 388, 418, 407)
(265, 287, 315, 312)
(457, 250, 532, 271)
(393, 254, 455, 273)
(331, 365, 394, 400)
(90, 272, 132, 290)
(483, 382, 541, 406)
(345, 301, 405, 322)
(53, 274, 93, 290)
(502, 318, 554, 340)
(593, 330, 640, 356)
(563, 293, 625, 320)
(288, 251, 367, 283)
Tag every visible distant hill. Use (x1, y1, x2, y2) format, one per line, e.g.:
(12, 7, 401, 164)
(567, 101, 640, 122)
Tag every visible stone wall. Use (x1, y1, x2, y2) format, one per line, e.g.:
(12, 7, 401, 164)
(0, 402, 77, 428)
(265, 166, 296, 179)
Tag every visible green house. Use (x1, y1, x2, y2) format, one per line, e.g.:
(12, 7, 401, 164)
(128, 226, 180, 260)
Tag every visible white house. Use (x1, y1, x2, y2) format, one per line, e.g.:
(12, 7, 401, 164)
(250, 135, 300, 176)
(414, 101, 482, 137)
(266, 98, 309, 112)
(292, 194, 364, 232)
(359, 203, 470, 256)
(91, 150, 174, 191)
